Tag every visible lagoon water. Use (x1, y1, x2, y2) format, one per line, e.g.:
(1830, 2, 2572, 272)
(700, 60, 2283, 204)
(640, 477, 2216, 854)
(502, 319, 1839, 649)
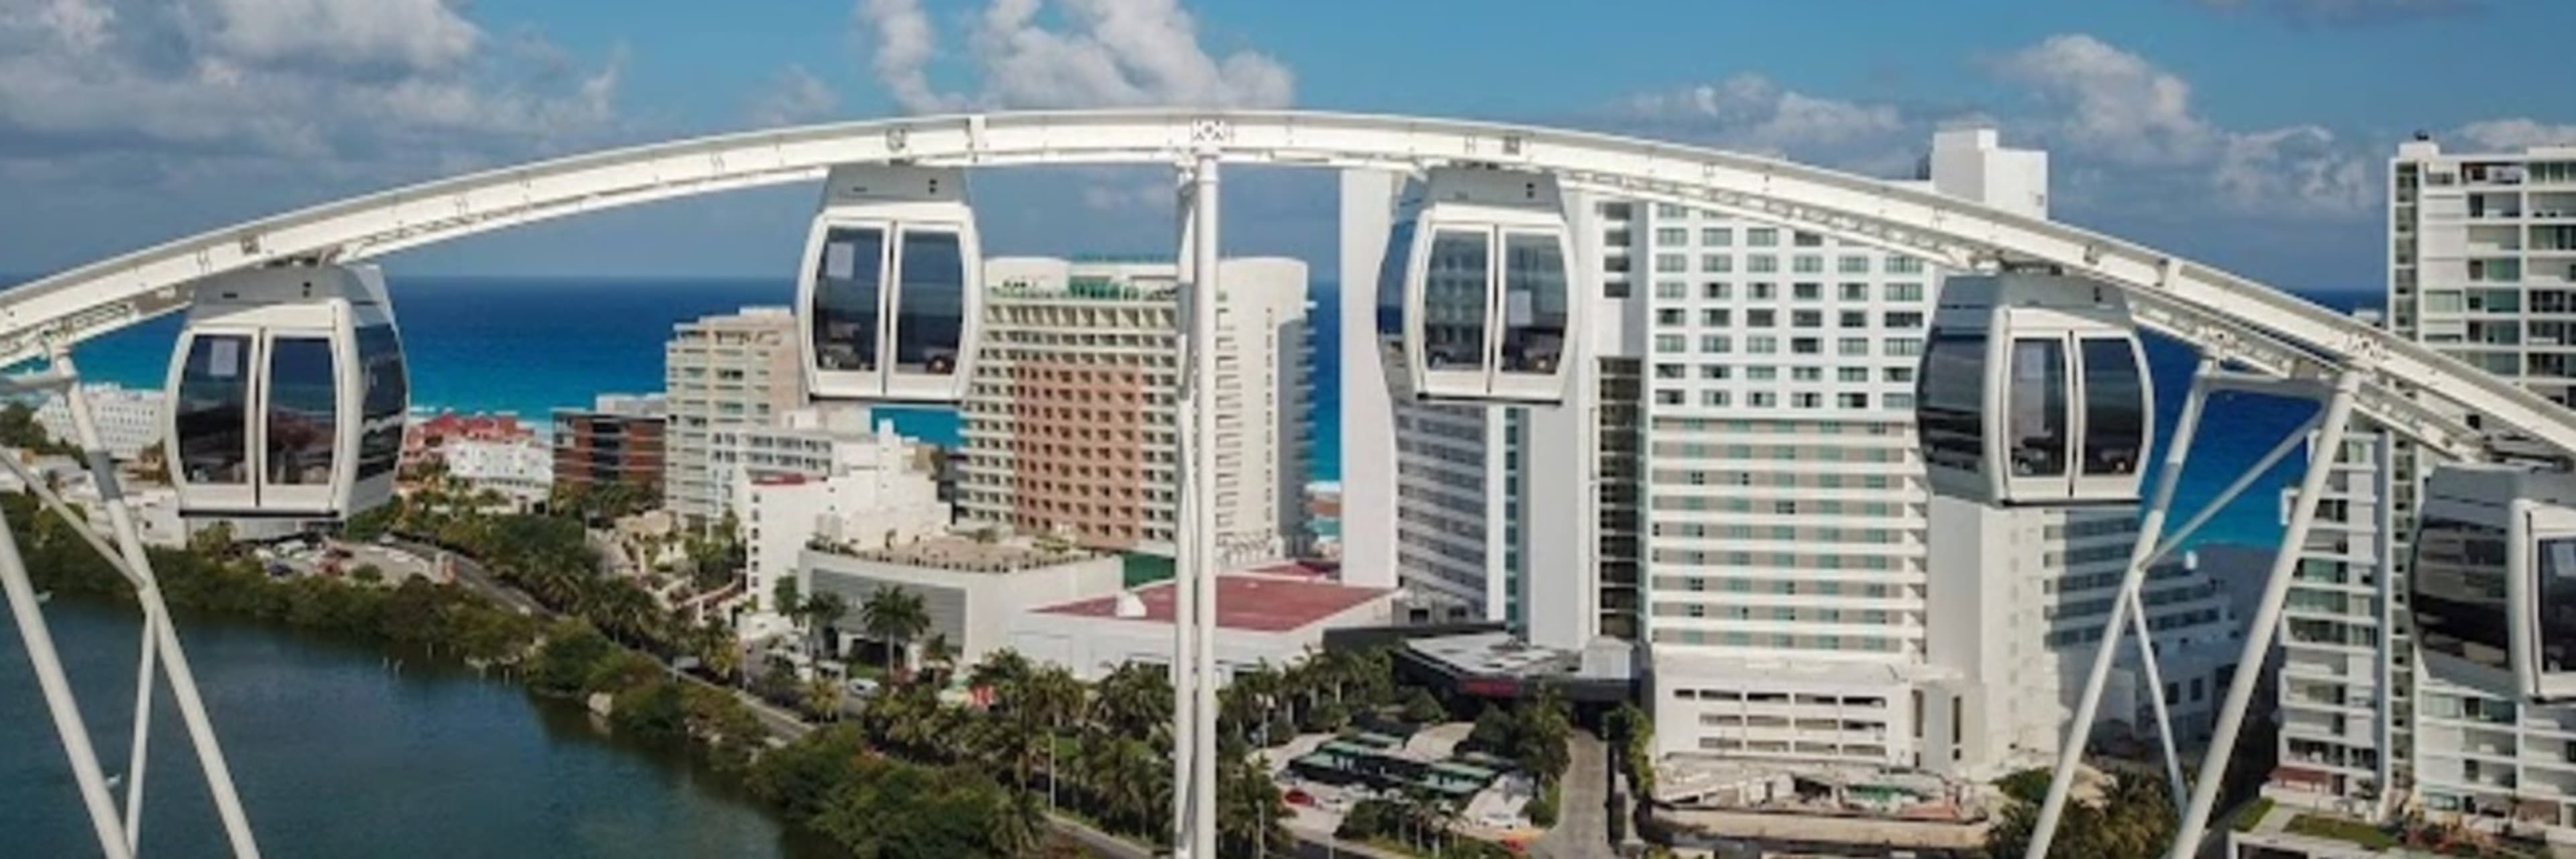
(0, 599, 837, 859)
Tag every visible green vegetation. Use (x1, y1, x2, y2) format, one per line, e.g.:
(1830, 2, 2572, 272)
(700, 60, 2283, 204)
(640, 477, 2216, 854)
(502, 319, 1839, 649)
(1464, 686, 1574, 791)
(0, 401, 78, 456)
(9, 493, 541, 665)
(2231, 796, 2275, 833)
(1608, 703, 1655, 802)
(1996, 767, 2055, 806)
(2286, 814, 2401, 849)
(1984, 769, 2178, 858)
(1527, 778, 1560, 827)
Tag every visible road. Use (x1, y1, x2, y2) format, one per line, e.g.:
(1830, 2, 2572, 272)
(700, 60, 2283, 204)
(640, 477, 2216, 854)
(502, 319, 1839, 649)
(385, 536, 545, 615)
(1532, 731, 1616, 859)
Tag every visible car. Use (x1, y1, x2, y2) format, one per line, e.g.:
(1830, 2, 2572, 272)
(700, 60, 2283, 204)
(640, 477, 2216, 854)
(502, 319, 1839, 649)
(844, 677, 881, 698)
(1284, 788, 1315, 807)
(374, 535, 395, 546)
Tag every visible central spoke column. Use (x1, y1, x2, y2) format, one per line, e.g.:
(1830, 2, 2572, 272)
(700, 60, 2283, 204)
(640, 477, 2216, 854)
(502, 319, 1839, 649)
(1173, 148, 1224, 859)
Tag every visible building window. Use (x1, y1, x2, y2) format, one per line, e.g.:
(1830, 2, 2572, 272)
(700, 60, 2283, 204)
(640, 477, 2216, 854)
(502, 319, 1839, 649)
(1703, 255, 1733, 273)
(1748, 228, 1778, 247)
(1702, 228, 1733, 246)
(1704, 282, 1731, 300)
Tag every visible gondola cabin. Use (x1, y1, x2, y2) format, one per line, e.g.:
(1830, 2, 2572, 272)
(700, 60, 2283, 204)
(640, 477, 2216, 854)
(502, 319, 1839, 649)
(2410, 463, 2576, 703)
(797, 164, 981, 403)
(1915, 271, 2152, 506)
(1375, 166, 1580, 405)
(162, 264, 407, 519)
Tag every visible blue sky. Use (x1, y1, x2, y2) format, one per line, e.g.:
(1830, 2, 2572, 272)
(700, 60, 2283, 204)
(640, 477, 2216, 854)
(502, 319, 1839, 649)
(3, 0, 2571, 292)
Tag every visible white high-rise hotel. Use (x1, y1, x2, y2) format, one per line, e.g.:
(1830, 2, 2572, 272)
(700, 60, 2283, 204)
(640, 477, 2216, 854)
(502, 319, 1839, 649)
(2257, 138, 2576, 835)
(1346, 128, 2241, 776)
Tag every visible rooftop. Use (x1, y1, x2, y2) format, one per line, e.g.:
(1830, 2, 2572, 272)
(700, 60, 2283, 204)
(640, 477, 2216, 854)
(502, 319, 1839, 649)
(1407, 632, 1584, 678)
(826, 534, 1102, 574)
(1034, 573, 1391, 633)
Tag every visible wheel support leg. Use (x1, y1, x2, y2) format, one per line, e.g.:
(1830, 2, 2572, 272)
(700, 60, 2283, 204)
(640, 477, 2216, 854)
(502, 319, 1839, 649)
(2167, 369, 2364, 858)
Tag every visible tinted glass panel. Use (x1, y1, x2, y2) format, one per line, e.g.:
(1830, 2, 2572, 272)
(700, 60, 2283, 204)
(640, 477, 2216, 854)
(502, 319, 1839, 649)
(1376, 219, 1415, 342)
(1421, 229, 1491, 370)
(892, 229, 965, 374)
(265, 337, 337, 485)
(2079, 338, 2145, 476)
(1500, 232, 1568, 374)
(2541, 536, 2576, 676)
(2413, 515, 2512, 672)
(1917, 328, 1986, 475)
(2008, 338, 2068, 478)
(811, 226, 884, 372)
(355, 324, 407, 481)
(176, 334, 252, 486)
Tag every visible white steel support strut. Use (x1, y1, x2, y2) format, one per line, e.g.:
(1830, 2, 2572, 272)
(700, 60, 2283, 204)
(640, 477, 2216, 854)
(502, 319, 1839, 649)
(1171, 148, 1224, 859)
(52, 352, 266, 859)
(2169, 369, 2365, 858)
(1190, 148, 1222, 859)
(2025, 357, 2218, 857)
(1169, 167, 1201, 854)
(0, 499, 133, 859)
(2127, 588, 2187, 811)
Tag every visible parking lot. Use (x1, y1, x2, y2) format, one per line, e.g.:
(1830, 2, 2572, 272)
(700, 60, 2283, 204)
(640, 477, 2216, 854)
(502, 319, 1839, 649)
(255, 537, 443, 585)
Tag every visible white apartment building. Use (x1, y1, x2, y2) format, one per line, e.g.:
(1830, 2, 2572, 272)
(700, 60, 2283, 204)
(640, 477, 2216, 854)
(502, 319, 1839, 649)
(740, 445, 949, 642)
(1628, 132, 2022, 770)
(2269, 428, 2405, 820)
(706, 405, 929, 521)
(36, 383, 163, 460)
(1919, 503, 2241, 778)
(957, 257, 1310, 566)
(442, 437, 553, 511)
(664, 307, 806, 525)
(2330, 138, 2576, 836)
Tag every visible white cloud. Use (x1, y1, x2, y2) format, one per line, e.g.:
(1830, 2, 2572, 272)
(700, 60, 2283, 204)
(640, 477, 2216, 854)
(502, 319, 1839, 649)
(0, 0, 621, 165)
(2453, 119, 2576, 151)
(749, 66, 841, 127)
(1619, 74, 1904, 154)
(855, 0, 1293, 113)
(2190, 0, 2481, 25)
(1988, 34, 2374, 217)
(195, 0, 481, 73)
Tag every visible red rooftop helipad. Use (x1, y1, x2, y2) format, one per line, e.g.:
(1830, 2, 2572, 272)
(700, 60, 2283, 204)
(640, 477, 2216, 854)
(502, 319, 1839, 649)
(1035, 574, 1389, 633)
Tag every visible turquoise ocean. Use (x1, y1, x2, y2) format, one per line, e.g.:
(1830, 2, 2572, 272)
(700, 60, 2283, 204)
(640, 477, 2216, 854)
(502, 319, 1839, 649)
(50, 274, 2375, 549)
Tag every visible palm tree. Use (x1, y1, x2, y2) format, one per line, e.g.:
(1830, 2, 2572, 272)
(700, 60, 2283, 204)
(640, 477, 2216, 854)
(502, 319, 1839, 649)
(1218, 754, 1289, 858)
(1022, 666, 1085, 809)
(1093, 662, 1172, 742)
(803, 591, 850, 662)
(801, 674, 843, 721)
(971, 648, 1036, 703)
(920, 633, 957, 685)
(857, 587, 928, 677)
(771, 576, 800, 621)
(991, 787, 1044, 858)
(1089, 734, 1165, 837)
